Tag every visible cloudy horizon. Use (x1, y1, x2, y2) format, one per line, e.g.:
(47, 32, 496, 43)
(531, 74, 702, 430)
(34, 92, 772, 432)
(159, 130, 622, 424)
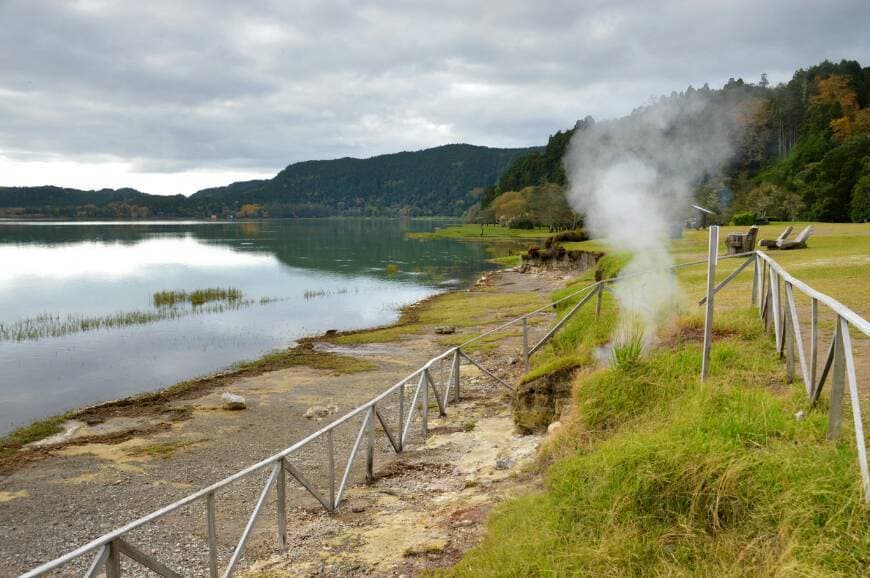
(1, 0, 868, 196)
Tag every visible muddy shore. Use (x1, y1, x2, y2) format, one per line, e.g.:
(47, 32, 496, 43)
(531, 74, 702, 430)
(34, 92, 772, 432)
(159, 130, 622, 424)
(0, 268, 572, 577)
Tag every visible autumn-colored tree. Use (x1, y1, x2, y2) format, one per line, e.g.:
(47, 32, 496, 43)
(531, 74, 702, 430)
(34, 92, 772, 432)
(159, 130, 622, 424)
(236, 203, 262, 218)
(490, 190, 528, 223)
(811, 75, 867, 140)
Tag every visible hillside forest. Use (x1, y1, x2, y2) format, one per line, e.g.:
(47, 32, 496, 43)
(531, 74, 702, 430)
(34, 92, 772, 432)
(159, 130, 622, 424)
(474, 59, 870, 227)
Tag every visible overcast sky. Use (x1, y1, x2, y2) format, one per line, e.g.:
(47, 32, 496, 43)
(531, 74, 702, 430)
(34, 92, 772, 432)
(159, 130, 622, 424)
(1, 0, 868, 195)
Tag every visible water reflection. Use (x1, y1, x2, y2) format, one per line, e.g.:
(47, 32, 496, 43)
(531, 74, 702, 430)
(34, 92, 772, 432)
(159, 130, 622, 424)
(0, 219, 494, 433)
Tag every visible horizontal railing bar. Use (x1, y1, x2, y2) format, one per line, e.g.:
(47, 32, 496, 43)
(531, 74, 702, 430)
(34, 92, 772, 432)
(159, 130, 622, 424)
(529, 285, 598, 355)
(698, 255, 754, 305)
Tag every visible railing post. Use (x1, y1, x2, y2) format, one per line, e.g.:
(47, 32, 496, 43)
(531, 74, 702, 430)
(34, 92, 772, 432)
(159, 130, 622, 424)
(366, 405, 375, 483)
(751, 253, 759, 307)
(276, 460, 287, 552)
(837, 318, 870, 502)
(701, 225, 718, 382)
(775, 271, 784, 356)
(106, 540, 121, 578)
(522, 318, 530, 374)
(206, 491, 219, 578)
(811, 298, 819, 389)
(326, 429, 336, 512)
(827, 320, 846, 441)
(785, 299, 795, 383)
(421, 369, 429, 434)
(397, 381, 405, 452)
(452, 349, 460, 402)
(595, 283, 603, 319)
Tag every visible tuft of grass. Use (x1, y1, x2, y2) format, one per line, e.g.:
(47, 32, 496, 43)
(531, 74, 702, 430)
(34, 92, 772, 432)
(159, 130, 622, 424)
(610, 332, 644, 371)
(0, 416, 66, 455)
(153, 287, 242, 307)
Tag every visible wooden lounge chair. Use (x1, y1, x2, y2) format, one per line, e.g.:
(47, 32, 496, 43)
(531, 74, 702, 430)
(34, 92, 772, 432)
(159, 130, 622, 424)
(759, 225, 793, 249)
(725, 226, 759, 255)
(777, 225, 813, 250)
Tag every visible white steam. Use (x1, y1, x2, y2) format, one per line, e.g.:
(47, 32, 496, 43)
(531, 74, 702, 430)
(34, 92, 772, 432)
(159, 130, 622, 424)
(565, 95, 739, 340)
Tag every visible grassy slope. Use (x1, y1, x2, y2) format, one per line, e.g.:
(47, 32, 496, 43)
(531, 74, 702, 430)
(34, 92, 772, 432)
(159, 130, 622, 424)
(441, 223, 870, 576)
(407, 224, 552, 268)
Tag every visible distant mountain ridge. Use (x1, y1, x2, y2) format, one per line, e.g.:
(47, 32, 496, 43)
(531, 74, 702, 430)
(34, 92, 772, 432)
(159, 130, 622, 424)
(0, 143, 539, 219)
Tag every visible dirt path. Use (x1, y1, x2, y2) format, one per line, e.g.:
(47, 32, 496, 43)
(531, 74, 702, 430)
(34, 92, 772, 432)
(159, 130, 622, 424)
(0, 269, 567, 577)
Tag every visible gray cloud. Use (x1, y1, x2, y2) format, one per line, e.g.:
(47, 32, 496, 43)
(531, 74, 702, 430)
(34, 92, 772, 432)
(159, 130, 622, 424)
(1, 0, 868, 191)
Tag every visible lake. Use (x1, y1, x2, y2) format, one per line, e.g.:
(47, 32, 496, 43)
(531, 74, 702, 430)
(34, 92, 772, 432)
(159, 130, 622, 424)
(0, 219, 496, 434)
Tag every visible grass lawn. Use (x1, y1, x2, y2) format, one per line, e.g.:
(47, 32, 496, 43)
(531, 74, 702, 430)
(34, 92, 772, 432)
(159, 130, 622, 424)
(440, 222, 870, 576)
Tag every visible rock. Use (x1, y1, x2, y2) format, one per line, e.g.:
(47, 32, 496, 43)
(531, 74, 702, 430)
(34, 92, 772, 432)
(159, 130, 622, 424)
(351, 505, 366, 513)
(325, 329, 338, 336)
(795, 410, 805, 421)
(221, 392, 247, 410)
(304, 405, 338, 419)
(507, 356, 518, 365)
(495, 457, 513, 470)
(547, 421, 563, 435)
(435, 326, 456, 335)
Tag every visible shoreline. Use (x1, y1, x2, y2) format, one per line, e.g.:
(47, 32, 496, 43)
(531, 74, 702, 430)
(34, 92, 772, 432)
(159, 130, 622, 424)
(0, 265, 563, 576)
(0, 270, 489, 473)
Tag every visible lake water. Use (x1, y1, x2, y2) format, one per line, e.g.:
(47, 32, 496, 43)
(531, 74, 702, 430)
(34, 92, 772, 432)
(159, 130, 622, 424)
(0, 219, 496, 434)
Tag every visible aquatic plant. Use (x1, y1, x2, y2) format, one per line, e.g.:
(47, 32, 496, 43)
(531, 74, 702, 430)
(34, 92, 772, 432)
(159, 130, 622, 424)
(303, 287, 351, 300)
(153, 287, 243, 308)
(1, 301, 247, 342)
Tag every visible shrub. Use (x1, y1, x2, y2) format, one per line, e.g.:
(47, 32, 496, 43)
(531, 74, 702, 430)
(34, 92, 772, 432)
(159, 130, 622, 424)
(506, 217, 535, 229)
(731, 211, 757, 226)
(546, 229, 589, 247)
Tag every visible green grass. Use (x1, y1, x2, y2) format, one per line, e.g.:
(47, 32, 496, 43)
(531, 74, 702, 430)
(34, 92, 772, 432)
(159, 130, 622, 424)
(407, 223, 551, 242)
(0, 416, 66, 459)
(231, 344, 376, 374)
(443, 314, 868, 576)
(333, 290, 548, 345)
(126, 439, 201, 458)
(441, 222, 870, 576)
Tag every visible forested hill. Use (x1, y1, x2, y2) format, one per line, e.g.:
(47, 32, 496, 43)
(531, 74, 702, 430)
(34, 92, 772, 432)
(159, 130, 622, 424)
(477, 59, 870, 226)
(0, 144, 538, 219)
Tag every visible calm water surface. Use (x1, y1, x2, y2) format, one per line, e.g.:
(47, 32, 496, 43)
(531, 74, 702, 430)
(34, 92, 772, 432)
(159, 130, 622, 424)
(0, 219, 495, 433)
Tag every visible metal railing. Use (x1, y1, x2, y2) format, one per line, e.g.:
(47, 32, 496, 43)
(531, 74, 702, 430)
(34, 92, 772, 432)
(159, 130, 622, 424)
(18, 244, 869, 576)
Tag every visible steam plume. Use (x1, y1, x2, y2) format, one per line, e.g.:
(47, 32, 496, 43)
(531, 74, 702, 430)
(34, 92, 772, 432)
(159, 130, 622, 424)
(565, 94, 739, 340)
